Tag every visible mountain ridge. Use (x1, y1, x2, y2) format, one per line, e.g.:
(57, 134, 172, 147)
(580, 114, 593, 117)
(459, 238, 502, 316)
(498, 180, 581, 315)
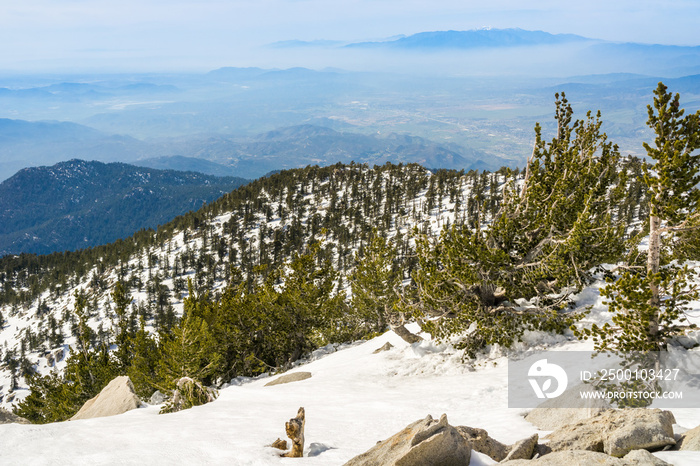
(346, 28, 592, 49)
(0, 159, 249, 256)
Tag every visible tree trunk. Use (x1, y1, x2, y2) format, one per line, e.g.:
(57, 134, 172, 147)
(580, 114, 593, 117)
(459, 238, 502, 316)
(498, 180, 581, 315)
(391, 323, 422, 344)
(647, 213, 661, 341)
(281, 407, 305, 458)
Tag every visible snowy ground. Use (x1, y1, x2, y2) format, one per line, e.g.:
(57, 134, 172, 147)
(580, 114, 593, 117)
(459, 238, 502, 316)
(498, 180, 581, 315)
(2, 322, 700, 465)
(3, 272, 700, 465)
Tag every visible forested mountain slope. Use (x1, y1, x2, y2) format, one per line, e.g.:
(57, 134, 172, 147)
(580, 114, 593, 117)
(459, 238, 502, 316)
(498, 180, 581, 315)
(0, 160, 249, 256)
(0, 160, 650, 412)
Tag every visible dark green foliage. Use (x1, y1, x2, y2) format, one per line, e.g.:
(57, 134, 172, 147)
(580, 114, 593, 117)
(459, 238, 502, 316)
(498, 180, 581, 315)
(127, 317, 160, 398)
(582, 266, 698, 352)
(111, 281, 134, 370)
(580, 83, 700, 353)
(157, 282, 221, 387)
(642, 83, 700, 223)
(0, 159, 249, 257)
(407, 94, 626, 357)
(349, 230, 401, 336)
(196, 244, 348, 382)
(13, 373, 82, 424)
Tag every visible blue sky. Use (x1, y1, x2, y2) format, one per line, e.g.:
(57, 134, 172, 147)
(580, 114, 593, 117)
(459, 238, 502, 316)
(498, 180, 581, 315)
(1, 0, 698, 72)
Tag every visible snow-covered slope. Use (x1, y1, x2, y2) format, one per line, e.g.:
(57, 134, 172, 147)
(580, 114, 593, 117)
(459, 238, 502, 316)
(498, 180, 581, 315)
(2, 320, 700, 465)
(0, 163, 492, 409)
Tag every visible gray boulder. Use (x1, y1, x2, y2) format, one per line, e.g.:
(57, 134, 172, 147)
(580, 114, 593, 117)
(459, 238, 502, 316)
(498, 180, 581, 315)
(264, 371, 312, 386)
(149, 390, 168, 405)
(544, 409, 676, 457)
(71, 376, 142, 421)
(524, 384, 611, 431)
(0, 408, 30, 424)
(343, 414, 470, 466)
(501, 449, 670, 465)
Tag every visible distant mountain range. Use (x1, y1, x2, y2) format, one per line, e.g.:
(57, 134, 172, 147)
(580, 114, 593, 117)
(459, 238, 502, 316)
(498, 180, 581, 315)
(0, 118, 146, 182)
(345, 28, 589, 49)
(155, 124, 504, 177)
(0, 160, 248, 256)
(0, 119, 504, 182)
(266, 28, 700, 76)
(132, 156, 242, 177)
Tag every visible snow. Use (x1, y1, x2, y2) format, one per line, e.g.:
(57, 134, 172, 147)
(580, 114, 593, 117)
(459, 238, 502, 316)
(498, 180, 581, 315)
(2, 323, 700, 465)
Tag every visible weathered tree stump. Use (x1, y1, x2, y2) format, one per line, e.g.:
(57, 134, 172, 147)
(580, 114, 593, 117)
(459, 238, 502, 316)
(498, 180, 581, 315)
(281, 407, 305, 458)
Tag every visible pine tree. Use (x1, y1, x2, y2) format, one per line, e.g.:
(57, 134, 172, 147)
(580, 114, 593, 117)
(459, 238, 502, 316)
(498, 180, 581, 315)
(582, 83, 700, 352)
(128, 316, 160, 398)
(349, 230, 401, 336)
(157, 280, 220, 387)
(111, 281, 134, 370)
(408, 94, 627, 357)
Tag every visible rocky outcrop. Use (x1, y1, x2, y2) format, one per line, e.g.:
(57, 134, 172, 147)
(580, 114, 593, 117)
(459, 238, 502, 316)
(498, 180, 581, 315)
(524, 384, 611, 431)
(70, 376, 142, 421)
(265, 371, 312, 386)
(0, 408, 30, 424)
(501, 448, 670, 465)
(543, 409, 676, 457)
(343, 414, 470, 466)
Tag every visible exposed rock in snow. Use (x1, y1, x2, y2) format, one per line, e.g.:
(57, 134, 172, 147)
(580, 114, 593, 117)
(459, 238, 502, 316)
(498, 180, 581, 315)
(372, 342, 394, 354)
(0, 408, 30, 425)
(148, 390, 167, 405)
(343, 413, 471, 466)
(524, 383, 611, 430)
(503, 433, 539, 461)
(501, 448, 671, 465)
(543, 408, 676, 457)
(675, 423, 700, 451)
(264, 371, 312, 387)
(71, 376, 142, 421)
(455, 425, 509, 461)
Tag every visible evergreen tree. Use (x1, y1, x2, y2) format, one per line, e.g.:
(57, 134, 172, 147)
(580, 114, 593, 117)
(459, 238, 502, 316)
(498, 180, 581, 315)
(128, 316, 160, 398)
(407, 94, 626, 357)
(157, 280, 220, 387)
(111, 281, 134, 370)
(349, 230, 401, 336)
(581, 83, 700, 352)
